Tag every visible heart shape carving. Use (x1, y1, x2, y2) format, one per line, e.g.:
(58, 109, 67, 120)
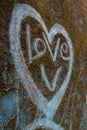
(9, 3, 73, 120)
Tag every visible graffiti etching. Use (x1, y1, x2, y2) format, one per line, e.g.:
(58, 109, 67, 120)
(9, 3, 74, 130)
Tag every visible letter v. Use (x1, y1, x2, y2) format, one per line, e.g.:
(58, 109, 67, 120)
(40, 64, 62, 92)
(42, 32, 60, 62)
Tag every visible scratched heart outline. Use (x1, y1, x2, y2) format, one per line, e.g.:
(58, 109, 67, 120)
(9, 3, 74, 120)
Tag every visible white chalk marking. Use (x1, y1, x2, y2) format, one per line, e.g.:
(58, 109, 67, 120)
(43, 32, 60, 62)
(26, 24, 32, 63)
(41, 64, 62, 92)
(60, 42, 70, 61)
(26, 24, 46, 63)
(9, 3, 74, 130)
(32, 38, 46, 60)
(24, 118, 64, 130)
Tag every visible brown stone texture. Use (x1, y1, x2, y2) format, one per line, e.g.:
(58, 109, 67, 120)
(0, 0, 87, 130)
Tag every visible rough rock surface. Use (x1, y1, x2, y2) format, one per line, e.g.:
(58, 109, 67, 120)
(0, 0, 87, 130)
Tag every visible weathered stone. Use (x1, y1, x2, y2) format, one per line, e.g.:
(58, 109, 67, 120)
(0, 0, 87, 130)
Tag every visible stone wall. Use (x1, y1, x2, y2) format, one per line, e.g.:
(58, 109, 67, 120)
(0, 0, 87, 130)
